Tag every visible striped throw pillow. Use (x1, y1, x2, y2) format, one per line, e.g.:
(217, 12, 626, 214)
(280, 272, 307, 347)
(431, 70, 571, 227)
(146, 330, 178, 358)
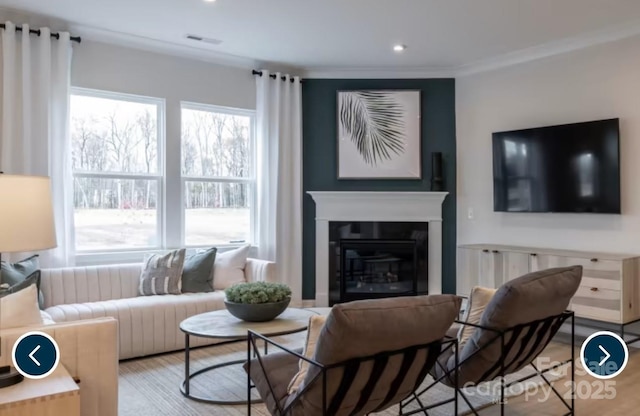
(139, 249, 186, 295)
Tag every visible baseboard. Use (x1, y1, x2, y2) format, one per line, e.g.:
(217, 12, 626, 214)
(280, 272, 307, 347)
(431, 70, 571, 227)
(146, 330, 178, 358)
(301, 299, 316, 308)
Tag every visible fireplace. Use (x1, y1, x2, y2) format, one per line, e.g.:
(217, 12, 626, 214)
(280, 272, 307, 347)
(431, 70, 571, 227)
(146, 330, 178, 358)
(340, 239, 418, 302)
(308, 191, 448, 307)
(329, 221, 428, 305)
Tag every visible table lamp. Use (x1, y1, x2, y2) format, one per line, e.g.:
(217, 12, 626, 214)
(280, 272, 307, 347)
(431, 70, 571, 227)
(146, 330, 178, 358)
(0, 174, 57, 388)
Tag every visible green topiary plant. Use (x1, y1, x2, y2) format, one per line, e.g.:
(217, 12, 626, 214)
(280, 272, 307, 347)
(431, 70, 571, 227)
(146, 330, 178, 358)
(224, 281, 292, 304)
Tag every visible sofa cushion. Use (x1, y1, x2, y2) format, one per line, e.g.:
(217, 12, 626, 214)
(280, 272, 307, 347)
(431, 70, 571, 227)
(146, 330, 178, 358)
(40, 263, 143, 308)
(40, 310, 56, 325)
(45, 291, 226, 359)
(182, 247, 217, 293)
(139, 249, 186, 295)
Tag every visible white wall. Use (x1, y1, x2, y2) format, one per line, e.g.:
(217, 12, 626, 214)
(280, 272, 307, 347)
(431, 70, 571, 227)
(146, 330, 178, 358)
(456, 35, 640, 253)
(71, 40, 255, 110)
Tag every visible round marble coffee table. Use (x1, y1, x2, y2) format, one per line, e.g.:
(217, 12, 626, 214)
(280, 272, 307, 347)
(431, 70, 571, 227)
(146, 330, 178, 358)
(179, 308, 316, 405)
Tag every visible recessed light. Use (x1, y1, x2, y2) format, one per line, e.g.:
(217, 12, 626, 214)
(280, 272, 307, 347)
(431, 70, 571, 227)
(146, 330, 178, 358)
(204, 0, 216, 2)
(393, 44, 407, 52)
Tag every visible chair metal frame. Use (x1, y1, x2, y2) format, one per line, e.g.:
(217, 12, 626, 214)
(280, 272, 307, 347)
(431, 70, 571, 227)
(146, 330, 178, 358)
(404, 310, 575, 416)
(247, 331, 458, 416)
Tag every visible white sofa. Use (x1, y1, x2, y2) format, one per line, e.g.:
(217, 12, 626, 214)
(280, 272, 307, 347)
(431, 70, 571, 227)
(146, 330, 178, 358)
(39, 258, 275, 360)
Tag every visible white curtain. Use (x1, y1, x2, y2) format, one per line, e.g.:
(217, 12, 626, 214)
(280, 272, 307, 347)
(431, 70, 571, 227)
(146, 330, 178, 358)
(0, 22, 75, 267)
(255, 71, 303, 304)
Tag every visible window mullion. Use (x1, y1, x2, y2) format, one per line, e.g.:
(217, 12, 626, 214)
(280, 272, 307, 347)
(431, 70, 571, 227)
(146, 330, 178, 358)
(164, 99, 183, 249)
(73, 172, 161, 181)
(182, 176, 253, 183)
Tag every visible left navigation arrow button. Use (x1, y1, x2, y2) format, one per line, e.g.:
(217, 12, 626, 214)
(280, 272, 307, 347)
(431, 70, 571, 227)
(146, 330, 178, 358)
(28, 345, 42, 366)
(12, 331, 59, 379)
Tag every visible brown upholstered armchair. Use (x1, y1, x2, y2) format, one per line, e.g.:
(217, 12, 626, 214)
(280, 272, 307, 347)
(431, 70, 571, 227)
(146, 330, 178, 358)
(244, 295, 462, 416)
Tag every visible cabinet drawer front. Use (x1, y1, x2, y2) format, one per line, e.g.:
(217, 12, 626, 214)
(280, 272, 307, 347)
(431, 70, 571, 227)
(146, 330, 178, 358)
(580, 276, 621, 291)
(570, 303, 621, 323)
(574, 286, 621, 303)
(541, 256, 621, 280)
(571, 286, 621, 323)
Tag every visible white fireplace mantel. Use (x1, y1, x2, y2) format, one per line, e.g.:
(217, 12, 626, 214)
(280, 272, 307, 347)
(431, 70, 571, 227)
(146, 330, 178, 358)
(307, 191, 448, 306)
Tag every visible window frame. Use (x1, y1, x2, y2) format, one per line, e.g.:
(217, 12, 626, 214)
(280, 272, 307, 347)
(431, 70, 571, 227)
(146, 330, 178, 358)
(70, 87, 166, 256)
(180, 101, 257, 248)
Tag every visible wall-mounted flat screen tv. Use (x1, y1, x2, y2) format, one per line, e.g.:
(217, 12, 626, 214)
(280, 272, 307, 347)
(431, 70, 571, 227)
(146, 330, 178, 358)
(493, 118, 621, 214)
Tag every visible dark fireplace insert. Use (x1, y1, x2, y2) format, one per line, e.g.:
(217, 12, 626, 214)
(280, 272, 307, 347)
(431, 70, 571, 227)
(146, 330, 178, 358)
(329, 221, 428, 305)
(340, 239, 417, 302)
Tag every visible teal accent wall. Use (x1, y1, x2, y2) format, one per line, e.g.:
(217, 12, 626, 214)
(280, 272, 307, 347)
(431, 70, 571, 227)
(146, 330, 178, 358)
(302, 78, 457, 299)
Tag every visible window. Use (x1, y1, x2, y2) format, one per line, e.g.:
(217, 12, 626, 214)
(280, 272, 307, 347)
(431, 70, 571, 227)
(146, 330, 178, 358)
(181, 103, 255, 246)
(70, 89, 255, 257)
(70, 89, 164, 252)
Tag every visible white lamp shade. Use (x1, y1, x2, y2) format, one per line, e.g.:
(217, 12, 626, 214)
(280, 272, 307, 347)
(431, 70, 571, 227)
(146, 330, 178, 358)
(0, 175, 57, 253)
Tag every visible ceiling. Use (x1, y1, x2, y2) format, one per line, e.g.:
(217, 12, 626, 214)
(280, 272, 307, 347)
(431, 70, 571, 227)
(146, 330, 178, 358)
(3, 0, 640, 75)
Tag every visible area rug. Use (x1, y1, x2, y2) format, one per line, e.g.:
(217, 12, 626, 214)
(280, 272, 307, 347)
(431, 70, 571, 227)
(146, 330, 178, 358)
(119, 333, 566, 416)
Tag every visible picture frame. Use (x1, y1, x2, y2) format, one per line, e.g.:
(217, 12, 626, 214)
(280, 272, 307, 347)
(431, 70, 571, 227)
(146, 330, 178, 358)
(337, 89, 421, 179)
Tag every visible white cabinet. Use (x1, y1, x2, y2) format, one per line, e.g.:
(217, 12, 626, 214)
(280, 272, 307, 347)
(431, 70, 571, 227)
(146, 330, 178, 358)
(457, 247, 531, 293)
(457, 244, 640, 324)
(500, 250, 531, 283)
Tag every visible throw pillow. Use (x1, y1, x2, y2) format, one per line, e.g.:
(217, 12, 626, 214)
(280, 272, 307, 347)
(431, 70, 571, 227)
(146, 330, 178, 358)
(0, 270, 40, 298)
(213, 244, 251, 290)
(287, 314, 328, 394)
(181, 247, 217, 293)
(1, 255, 44, 308)
(139, 249, 186, 296)
(0, 283, 43, 329)
(457, 286, 497, 349)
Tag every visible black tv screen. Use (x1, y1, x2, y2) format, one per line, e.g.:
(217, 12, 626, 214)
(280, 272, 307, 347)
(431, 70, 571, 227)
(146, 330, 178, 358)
(493, 119, 621, 213)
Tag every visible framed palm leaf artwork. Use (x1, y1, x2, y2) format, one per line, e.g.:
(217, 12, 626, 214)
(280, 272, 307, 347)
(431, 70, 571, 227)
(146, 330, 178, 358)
(337, 90, 421, 179)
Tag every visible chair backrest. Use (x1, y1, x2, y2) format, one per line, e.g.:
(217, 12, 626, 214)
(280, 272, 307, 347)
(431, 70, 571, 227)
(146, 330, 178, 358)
(293, 294, 461, 416)
(454, 266, 582, 385)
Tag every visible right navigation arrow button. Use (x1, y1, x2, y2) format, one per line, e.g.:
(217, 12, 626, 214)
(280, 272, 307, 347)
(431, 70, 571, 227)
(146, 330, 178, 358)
(581, 331, 629, 379)
(598, 345, 611, 366)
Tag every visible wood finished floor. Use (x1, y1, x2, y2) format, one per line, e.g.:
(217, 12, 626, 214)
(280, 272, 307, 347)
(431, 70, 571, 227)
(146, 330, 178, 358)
(119, 338, 640, 415)
(479, 343, 640, 415)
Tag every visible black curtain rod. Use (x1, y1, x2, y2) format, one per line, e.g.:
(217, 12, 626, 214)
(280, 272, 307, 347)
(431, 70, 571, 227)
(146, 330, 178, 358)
(0, 23, 81, 43)
(252, 69, 300, 83)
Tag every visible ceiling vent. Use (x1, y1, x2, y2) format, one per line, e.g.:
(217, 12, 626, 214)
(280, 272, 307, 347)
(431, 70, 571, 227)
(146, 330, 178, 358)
(186, 34, 222, 45)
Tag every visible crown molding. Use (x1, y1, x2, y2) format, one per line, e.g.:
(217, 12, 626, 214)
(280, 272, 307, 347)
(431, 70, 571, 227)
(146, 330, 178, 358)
(70, 24, 260, 70)
(302, 66, 455, 79)
(455, 18, 640, 76)
(305, 18, 640, 79)
(70, 17, 640, 79)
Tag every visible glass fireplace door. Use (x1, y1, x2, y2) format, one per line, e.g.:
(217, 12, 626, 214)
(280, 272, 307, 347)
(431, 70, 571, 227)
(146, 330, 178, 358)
(339, 239, 417, 302)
